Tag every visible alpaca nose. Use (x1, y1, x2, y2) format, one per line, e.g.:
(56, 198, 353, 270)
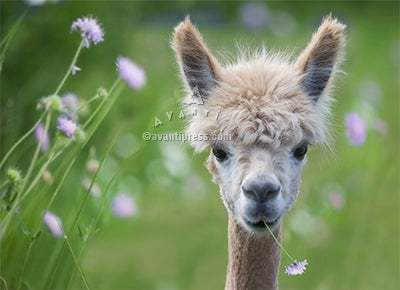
(242, 180, 281, 202)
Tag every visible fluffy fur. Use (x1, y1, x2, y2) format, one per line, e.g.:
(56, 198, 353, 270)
(172, 15, 346, 289)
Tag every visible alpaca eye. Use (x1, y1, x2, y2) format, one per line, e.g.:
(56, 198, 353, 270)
(213, 148, 228, 162)
(293, 144, 308, 160)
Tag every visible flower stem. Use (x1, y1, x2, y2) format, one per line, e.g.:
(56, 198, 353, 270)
(42, 81, 121, 231)
(0, 36, 83, 232)
(0, 40, 84, 232)
(71, 94, 100, 120)
(66, 174, 116, 289)
(0, 112, 52, 232)
(46, 81, 123, 289)
(83, 79, 120, 128)
(17, 242, 33, 290)
(0, 111, 45, 171)
(54, 40, 84, 96)
(20, 149, 60, 202)
(65, 243, 85, 289)
(263, 220, 294, 262)
(66, 132, 119, 238)
(64, 235, 90, 290)
(19, 112, 51, 193)
(1, 39, 85, 231)
(48, 141, 115, 288)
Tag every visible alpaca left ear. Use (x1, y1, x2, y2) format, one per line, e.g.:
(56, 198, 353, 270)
(295, 15, 346, 102)
(172, 16, 222, 99)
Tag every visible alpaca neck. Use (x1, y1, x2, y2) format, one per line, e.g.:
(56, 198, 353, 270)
(225, 215, 281, 290)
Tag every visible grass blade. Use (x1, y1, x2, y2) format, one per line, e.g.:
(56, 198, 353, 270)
(0, 12, 26, 72)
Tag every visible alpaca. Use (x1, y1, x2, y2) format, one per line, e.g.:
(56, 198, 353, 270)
(172, 15, 346, 289)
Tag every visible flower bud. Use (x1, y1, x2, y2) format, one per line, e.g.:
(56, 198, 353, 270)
(86, 160, 100, 174)
(42, 170, 53, 185)
(7, 168, 22, 190)
(97, 87, 108, 99)
(37, 95, 65, 112)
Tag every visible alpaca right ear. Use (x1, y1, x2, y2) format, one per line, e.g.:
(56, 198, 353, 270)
(172, 17, 221, 99)
(295, 15, 346, 102)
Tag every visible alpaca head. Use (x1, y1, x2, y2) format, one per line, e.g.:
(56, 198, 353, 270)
(172, 16, 345, 234)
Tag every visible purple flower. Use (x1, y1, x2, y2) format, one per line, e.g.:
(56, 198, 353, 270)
(43, 211, 63, 237)
(116, 57, 146, 90)
(328, 192, 345, 210)
(239, 2, 270, 30)
(285, 259, 308, 276)
(35, 123, 50, 152)
(325, 184, 345, 210)
(111, 193, 137, 218)
(61, 93, 79, 117)
(57, 116, 77, 138)
(71, 16, 104, 48)
(345, 113, 367, 145)
(71, 65, 81, 75)
(373, 118, 388, 136)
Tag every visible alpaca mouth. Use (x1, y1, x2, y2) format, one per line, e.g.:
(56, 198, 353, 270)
(245, 216, 281, 230)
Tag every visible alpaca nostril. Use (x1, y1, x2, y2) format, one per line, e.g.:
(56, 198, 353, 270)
(242, 181, 280, 202)
(265, 184, 280, 200)
(242, 185, 258, 201)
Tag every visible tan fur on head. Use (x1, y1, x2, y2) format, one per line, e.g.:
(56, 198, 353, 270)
(172, 15, 346, 152)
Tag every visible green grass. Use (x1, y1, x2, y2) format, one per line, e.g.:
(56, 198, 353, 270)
(1, 1, 399, 289)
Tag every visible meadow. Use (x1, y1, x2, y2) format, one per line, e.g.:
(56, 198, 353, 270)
(1, 1, 399, 289)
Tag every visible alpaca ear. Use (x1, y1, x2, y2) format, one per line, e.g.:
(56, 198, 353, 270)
(172, 16, 221, 99)
(295, 15, 346, 101)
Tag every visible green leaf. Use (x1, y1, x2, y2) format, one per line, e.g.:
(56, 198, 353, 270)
(77, 224, 85, 242)
(32, 230, 42, 241)
(16, 213, 41, 242)
(18, 216, 33, 240)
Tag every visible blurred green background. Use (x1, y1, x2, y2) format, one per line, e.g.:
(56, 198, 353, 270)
(1, 1, 399, 289)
